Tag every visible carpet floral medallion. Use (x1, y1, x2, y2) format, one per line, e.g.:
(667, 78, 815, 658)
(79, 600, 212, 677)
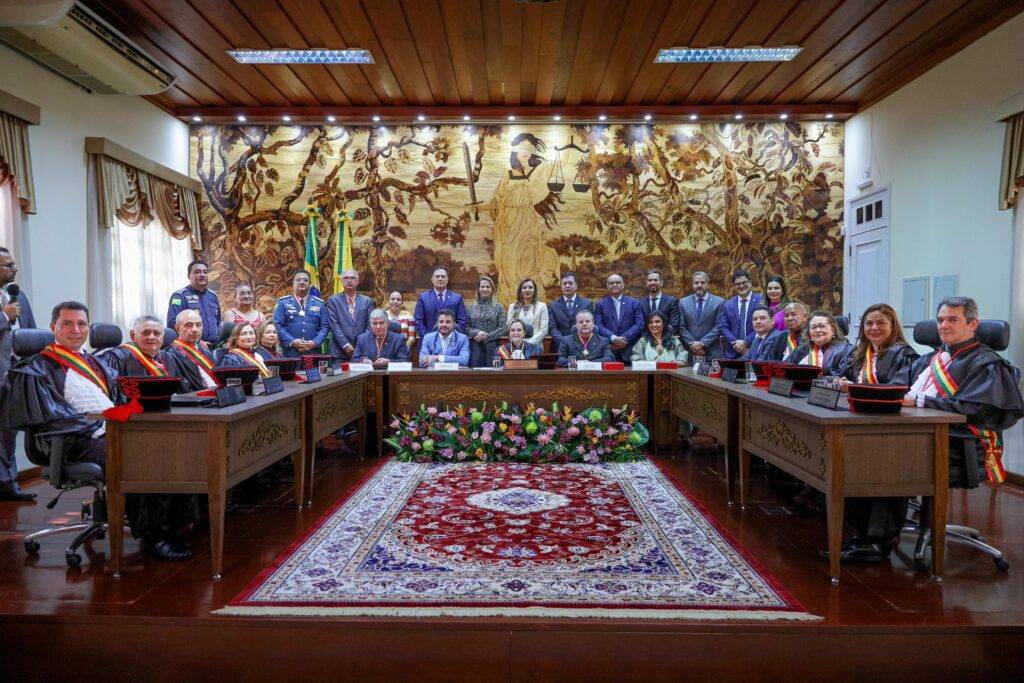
(219, 459, 818, 620)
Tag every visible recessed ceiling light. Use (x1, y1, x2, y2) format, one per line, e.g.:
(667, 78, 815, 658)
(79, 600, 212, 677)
(507, 115, 516, 121)
(779, 113, 788, 120)
(598, 114, 607, 121)
(462, 115, 471, 121)
(236, 114, 246, 122)
(655, 46, 802, 64)
(644, 114, 652, 121)
(734, 113, 743, 120)
(825, 113, 834, 119)
(191, 116, 202, 122)
(227, 48, 373, 64)
(372, 115, 381, 122)
(282, 115, 291, 122)
(689, 114, 698, 121)
(417, 114, 426, 121)
(553, 115, 561, 121)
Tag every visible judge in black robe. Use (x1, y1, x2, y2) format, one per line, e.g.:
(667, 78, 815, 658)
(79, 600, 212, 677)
(839, 342, 919, 385)
(104, 344, 205, 395)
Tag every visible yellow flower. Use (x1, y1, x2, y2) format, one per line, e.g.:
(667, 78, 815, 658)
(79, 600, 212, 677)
(499, 423, 508, 432)
(474, 448, 484, 458)
(459, 428, 468, 436)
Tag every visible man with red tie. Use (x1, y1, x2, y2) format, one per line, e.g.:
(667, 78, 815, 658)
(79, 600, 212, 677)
(413, 267, 468, 337)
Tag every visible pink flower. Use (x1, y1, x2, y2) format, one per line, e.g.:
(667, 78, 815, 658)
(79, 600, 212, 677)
(411, 442, 421, 451)
(427, 406, 438, 416)
(481, 433, 492, 444)
(567, 426, 580, 437)
(537, 433, 552, 445)
(390, 419, 400, 430)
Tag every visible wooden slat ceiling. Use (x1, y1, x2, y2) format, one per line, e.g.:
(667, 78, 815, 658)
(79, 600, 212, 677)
(84, 0, 1024, 120)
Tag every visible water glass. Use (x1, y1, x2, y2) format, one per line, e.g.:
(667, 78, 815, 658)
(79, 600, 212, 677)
(226, 378, 241, 387)
(318, 360, 329, 376)
(567, 356, 577, 370)
(492, 358, 502, 370)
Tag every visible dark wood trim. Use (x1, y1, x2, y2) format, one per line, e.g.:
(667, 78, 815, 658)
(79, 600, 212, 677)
(16, 465, 42, 483)
(1006, 471, 1024, 487)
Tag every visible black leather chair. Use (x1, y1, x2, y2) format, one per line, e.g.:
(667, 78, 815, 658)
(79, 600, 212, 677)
(13, 329, 127, 568)
(89, 322, 122, 359)
(902, 319, 1017, 572)
(213, 347, 229, 363)
(835, 315, 849, 337)
(387, 320, 402, 334)
(162, 327, 178, 348)
(217, 321, 235, 348)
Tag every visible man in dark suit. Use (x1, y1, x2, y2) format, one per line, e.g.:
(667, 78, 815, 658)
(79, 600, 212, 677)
(640, 269, 679, 334)
(743, 306, 782, 362)
(677, 271, 725, 361)
(0, 247, 35, 500)
(557, 310, 614, 366)
(548, 271, 593, 350)
(594, 273, 644, 363)
(352, 309, 410, 367)
(326, 268, 374, 361)
(718, 269, 764, 359)
(413, 267, 468, 337)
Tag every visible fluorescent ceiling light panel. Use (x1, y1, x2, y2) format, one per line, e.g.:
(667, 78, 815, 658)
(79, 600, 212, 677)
(655, 46, 801, 63)
(228, 49, 373, 64)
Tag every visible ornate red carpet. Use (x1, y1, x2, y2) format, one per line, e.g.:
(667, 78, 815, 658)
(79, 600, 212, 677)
(219, 459, 818, 620)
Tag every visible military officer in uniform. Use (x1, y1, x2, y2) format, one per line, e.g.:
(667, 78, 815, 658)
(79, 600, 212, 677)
(272, 269, 328, 358)
(166, 260, 221, 346)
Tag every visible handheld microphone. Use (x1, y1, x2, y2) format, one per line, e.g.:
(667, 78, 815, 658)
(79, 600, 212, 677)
(5, 283, 19, 298)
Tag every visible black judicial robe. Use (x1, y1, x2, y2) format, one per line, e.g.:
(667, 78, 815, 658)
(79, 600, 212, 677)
(104, 346, 205, 393)
(557, 334, 615, 366)
(903, 339, 1024, 488)
(792, 340, 854, 376)
(839, 343, 919, 385)
(768, 330, 803, 362)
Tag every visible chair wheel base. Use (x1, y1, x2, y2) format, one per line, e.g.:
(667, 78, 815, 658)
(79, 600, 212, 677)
(24, 540, 40, 554)
(994, 557, 1010, 572)
(914, 558, 930, 573)
(65, 552, 82, 568)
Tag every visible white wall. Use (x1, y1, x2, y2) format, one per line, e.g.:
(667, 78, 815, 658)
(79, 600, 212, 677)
(844, 12, 1024, 331)
(0, 44, 188, 474)
(0, 42, 189, 315)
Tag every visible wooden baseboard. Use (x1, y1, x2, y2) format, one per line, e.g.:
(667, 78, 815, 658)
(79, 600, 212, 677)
(17, 466, 41, 483)
(1006, 471, 1024, 488)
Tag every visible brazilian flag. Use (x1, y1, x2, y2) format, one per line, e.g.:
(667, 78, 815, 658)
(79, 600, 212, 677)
(303, 205, 321, 298)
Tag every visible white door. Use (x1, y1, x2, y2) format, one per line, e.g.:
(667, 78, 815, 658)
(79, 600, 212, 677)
(846, 187, 890, 339)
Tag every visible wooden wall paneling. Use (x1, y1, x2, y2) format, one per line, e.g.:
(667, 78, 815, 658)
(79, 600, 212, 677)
(528, 0, 567, 106)
(594, 0, 671, 105)
(498, 0, 524, 107)
(713, 0, 843, 103)
(438, 0, 478, 105)
(322, 0, 408, 105)
(684, 0, 799, 104)
(519, 0, 543, 107)
(363, 0, 436, 105)
(480, 0, 506, 104)
(622, 0, 712, 104)
(405, 0, 462, 107)
(578, 0, 633, 107)
(772, 0, 931, 104)
(654, 0, 754, 105)
(547, 0, 587, 106)
(742, 0, 886, 103)
(562, 0, 621, 107)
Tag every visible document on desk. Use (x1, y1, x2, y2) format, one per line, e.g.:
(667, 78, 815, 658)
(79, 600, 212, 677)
(631, 361, 656, 371)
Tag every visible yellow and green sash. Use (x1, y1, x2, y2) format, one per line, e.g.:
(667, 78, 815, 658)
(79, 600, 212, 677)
(231, 348, 272, 378)
(121, 343, 168, 377)
(173, 339, 214, 372)
(40, 343, 109, 395)
(862, 347, 878, 384)
(786, 333, 799, 358)
(928, 344, 1005, 483)
(809, 345, 824, 367)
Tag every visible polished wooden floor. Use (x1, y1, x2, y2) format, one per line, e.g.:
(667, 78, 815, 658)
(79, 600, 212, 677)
(2, 435, 1023, 680)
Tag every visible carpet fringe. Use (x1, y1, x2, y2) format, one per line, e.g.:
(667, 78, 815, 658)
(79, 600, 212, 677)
(214, 605, 822, 621)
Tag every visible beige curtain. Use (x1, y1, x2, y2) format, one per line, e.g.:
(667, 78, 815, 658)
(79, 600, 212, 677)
(0, 111, 35, 213)
(90, 153, 203, 248)
(1001, 112, 1024, 210)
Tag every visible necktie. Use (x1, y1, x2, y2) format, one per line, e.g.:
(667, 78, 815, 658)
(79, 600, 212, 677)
(650, 297, 657, 312)
(614, 298, 621, 322)
(437, 292, 444, 305)
(739, 299, 748, 337)
(566, 298, 573, 314)
(696, 297, 704, 320)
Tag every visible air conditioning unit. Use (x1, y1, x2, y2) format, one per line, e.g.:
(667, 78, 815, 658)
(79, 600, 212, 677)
(0, 1, 174, 95)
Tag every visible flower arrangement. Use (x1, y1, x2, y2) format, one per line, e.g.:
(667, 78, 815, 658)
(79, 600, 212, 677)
(384, 402, 649, 464)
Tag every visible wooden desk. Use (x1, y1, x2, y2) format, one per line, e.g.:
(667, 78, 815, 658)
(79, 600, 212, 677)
(105, 373, 367, 580)
(669, 370, 965, 584)
(386, 369, 650, 425)
(667, 371, 740, 501)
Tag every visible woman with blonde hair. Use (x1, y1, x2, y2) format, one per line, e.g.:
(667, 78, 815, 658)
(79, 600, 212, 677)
(254, 320, 283, 360)
(466, 276, 506, 367)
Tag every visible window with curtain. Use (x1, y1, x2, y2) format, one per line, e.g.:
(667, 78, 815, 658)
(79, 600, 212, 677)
(110, 216, 193, 333)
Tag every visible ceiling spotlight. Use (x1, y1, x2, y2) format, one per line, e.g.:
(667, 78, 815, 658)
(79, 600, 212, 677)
(326, 115, 336, 122)
(191, 116, 202, 122)
(372, 115, 381, 122)
(644, 113, 652, 121)
(825, 113, 834, 119)
(236, 114, 246, 122)
(417, 114, 426, 121)
(779, 113, 788, 120)
(282, 115, 291, 122)
(734, 113, 743, 120)
(689, 114, 698, 121)
(553, 115, 561, 121)
(462, 115, 471, 121)
(507, 115, 516, 121)
(598, 114, 607, 121)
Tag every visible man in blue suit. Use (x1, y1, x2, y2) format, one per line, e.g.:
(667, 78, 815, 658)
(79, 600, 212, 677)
(594, 273, 644, 363)
(352, 309, 410, 368)
(743, 306, 782, 362)
(717, 269, 764, 359)
(418, 309, 469, 367)
(640, 269, 679, 334)
(326, 268, 374, 361)
(548, 271, 593, 350)
(413, 267, 468, 337)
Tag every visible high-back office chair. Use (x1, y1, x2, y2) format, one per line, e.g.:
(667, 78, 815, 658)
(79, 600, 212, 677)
(902, 319, 1018, 572)
(217, 321, 235, 348)
(13, 329, 127, 568)
(88, 322, 122, 358)
(835, 315, 849, 337)
(162, 328, 178, 348)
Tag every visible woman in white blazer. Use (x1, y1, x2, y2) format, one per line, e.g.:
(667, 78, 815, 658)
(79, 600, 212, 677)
(506, 278, 549, 347)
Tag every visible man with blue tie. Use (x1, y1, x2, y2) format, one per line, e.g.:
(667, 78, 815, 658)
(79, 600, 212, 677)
(677, 271, 725, 361)
(326, 269, 375, 361)
(717, 269, 764, 359)
(273, 270, 329, 358)
(413, 267, 468, 337)
(743, 306, 781, 362)
(594, 273, 644, 363)
(548, 271, 593, 350)
(418, 309, 470, 367)
(640, 269, 679, 334)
